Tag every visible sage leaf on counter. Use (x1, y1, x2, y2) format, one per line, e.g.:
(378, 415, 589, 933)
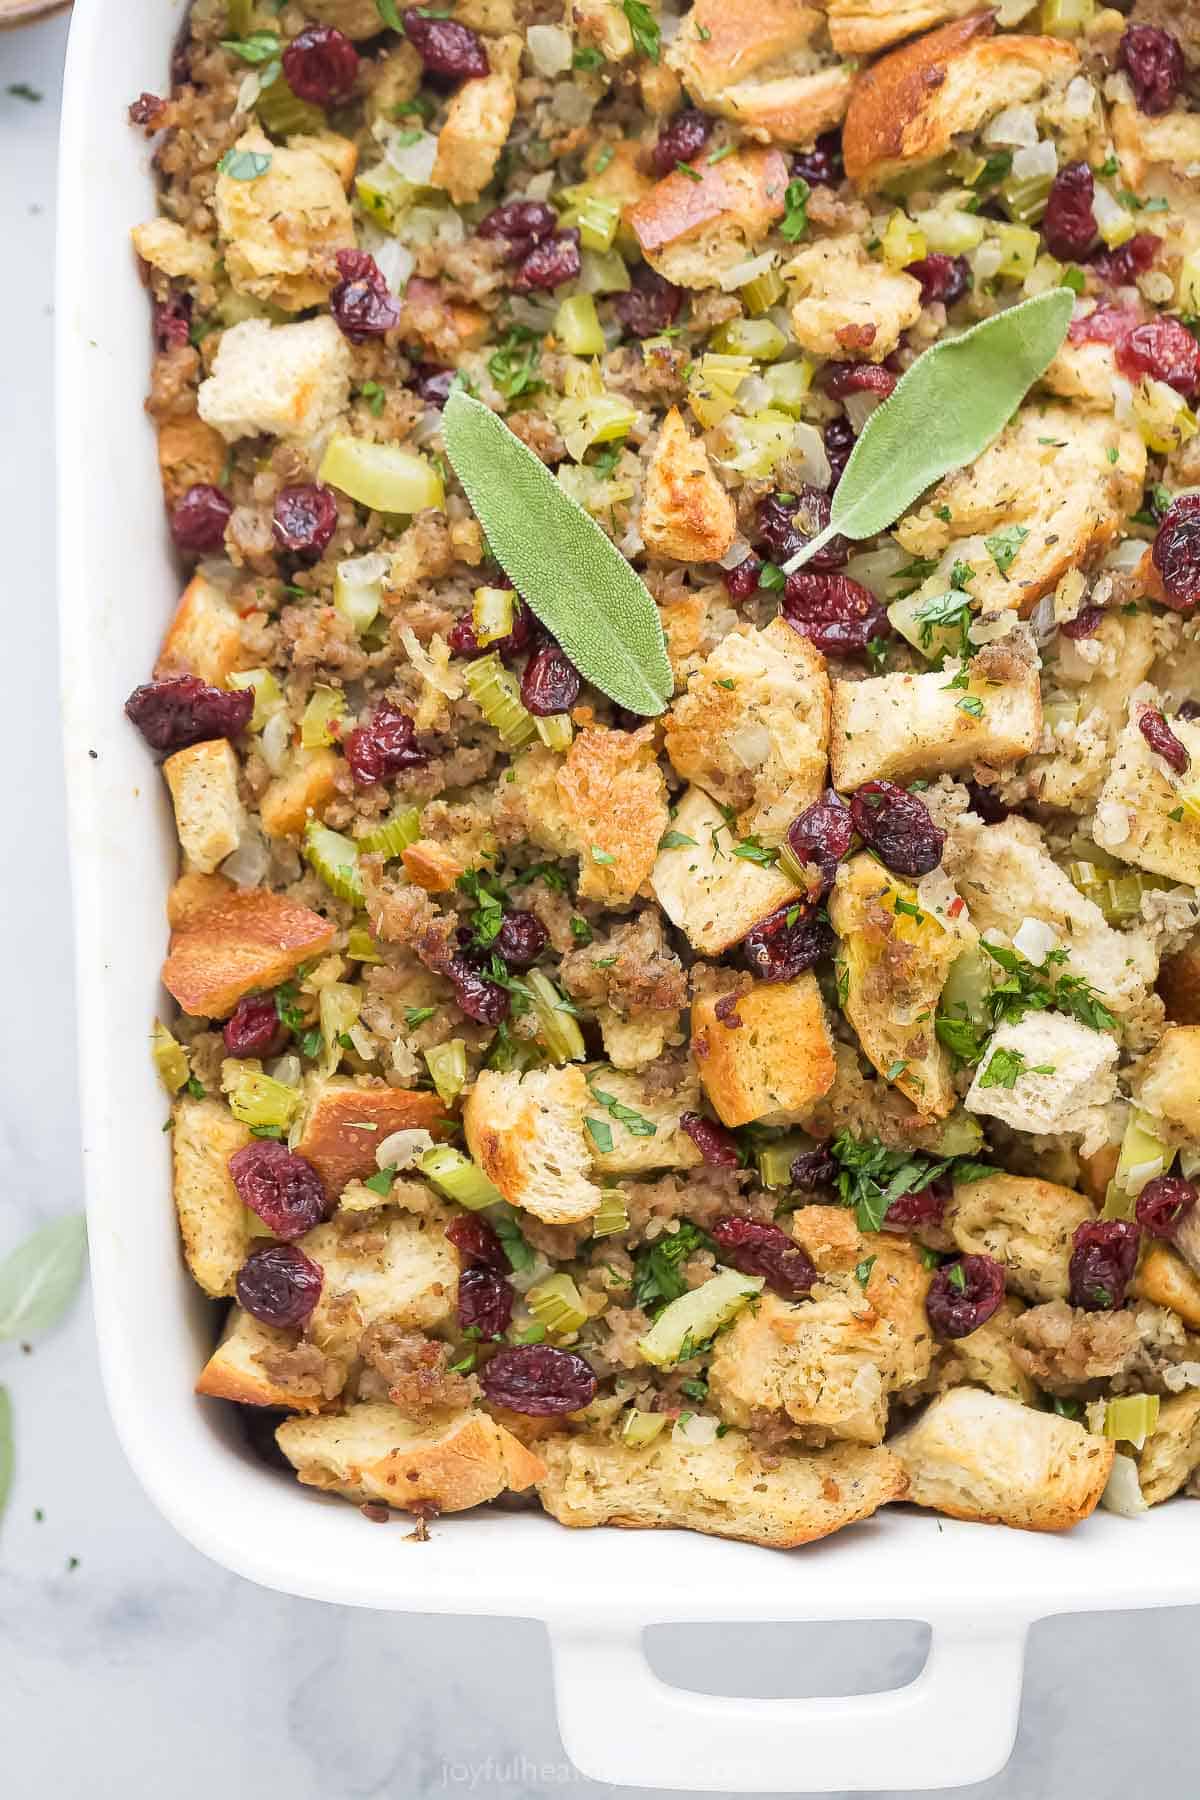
(442, 389, 673, 717)
(783, 289, 1075, 573)
(0, 1387, 11, 1530)
(0, 1214, 88, 1342)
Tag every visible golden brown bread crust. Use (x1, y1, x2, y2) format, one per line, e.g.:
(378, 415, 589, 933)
(171, 1097, 253, 1298)
(293, 1081, 449, 1200)
(154, 572, 247, 688)
(691, 973, 836, 1127)
(628, 147, 789, 257)
(258, 749, 341, 840)
(1134, 1242, 1200, 1332)
(161, 886, 336, 1019)
(195, 1307, 332, 1411)
(640, 407, 737, 564)
(826, 0, 981, 56)
(157, 413, 227, 508)
(277, 1404, 546, 1513)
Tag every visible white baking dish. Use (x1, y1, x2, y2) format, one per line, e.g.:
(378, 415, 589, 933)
(55, 2, 1200, 1788)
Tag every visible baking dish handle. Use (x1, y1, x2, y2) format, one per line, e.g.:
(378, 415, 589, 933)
(549, 1616, 1029, 1792)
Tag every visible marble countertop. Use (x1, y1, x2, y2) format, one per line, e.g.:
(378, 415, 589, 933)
(2, 16, 1197, 1798)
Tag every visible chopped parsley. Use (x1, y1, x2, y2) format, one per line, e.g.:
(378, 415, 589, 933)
(456, 866, 506, 947)
(632, 1223, 715, 1313)
(830, 1133, 954, 1234)
(488, 326, 543, 400)
(362, 1168, 395, 1196)
(572, 46, 605, 70)
(622, 0, 661, 60)
(854, 1256, 877, 1288)
(659, 830, 699, 851)
(587, 1078, 657, 1139)
(405, 1006, 437, 1028)
(779, 178, 811, 243)
(493, 1206, 534, 1273)
(569, 914, 593, 945)
(984, 525, 1029, 578)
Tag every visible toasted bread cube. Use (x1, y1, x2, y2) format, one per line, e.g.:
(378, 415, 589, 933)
(829, 641, 1042, 791)
(258, 747, 341, 840)
(640, 407, 736, 564)
(890, 1388, 1112, 1531)
(597, 1006, 675, 1072)
(1026, 608, 1157, 810)
(952, 1297, 1037, 1406)
(214, 128, 354, 311)
(572, 0, 633, 59)
(301, 1206, 458, 1353)
(171, 1096, 252, 1297)
(664, 618, 830, 842)
(628, 147, 789, 290)
(162, 886, 336, 1020)
(294, 1078, 448, 1202)
(431, 35, 519, 203)
(650, 785, 797, 955)
(464, 1067, 602, 1225)
(1112, 99, 1200, 193)
(966, 1013, 1119, 1136)
(277, 1403, 545, 1513)
(1136, 1391, 1200, 1506)
(163, 738, 245, 875)
(1094, 700, 1200, 887)
(946, 1172, 1092, 1304)
(166, 871, 234, 929)
(1041, 337, 1121, 412)
(198, 315, 352, 445)
(154, 571, 246, 688)
(157, 413, 228, 510)
(583, 1063, 702, 1176)
(536, 1426, 905, 1547)
(843, 15, 1079, 191)
(829, 853, 974, 1122)
(1134, 1025, 1200, 1140)
(132, 216, 219, 282)
(691, 973, 835, 1128)
(401, 837, 465, 893)
(302, 0, 394, 36)
(195, 1306, 337, 1412)
(667, 0, 853, 148)
(825, 0, 980, 56)
(1134, 1241, 1200, 1333)
(292, 129, 358, 191)
(785, 234, 922, 363)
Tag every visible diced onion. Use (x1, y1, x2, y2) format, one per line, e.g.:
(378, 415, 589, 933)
(370, 236, 415, 296)
(1104, 538, 1148, 572)
(1112, 373, 1135, 425)
(1063, 74, 1097, 120)
(788, 421, 832, 490)
(260, 709, 291, 777)
(973, 239, 1005, 282)
(376, 1127, 436, 1170)
(718, 250, 778, 294)
(220, 823, 270, 889)
(1013, 916, 1059, 965)
(385, 129, 438, 185)
(844, 391, 884, 433)
(1029, 593, 1058, 646)
(844, 540, 909, 598)
(719, 536, 752, 570)
(1011, 140, 1058, 181)
(527, 24, 572, 74)
(265, 1054, 302, 1089)
(672, 1413, 719, 1447)
(730, 722, 772, 769)
(1100, 1452, 1148, 1518)
(983, 104, 1038, 148)
(550, 81, 595, 126)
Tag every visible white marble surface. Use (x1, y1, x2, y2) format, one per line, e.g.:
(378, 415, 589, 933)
(2, 16, 1199, 1797)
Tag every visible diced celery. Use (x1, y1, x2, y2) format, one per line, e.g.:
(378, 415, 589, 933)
(621, 1408, 668, 1448)
(224, 1062, 303, 1130)
(334, 554, 386, 635)
(740, 266, 786, 316)
(472, 585, 515, 648)
(256, 70, 324, 137)
(991, 223, 1040, 279)
(526, 1272, 589, 1336)
(347, 921, 385, 964)
(319, 434, 444, 513)
(947, 149, 987, 185)
(913, 208, 986, 255)
(465, 654, 537, 750)
(1132, 378, 1197, 455)
(717, 409, 794, 479)
(354, 163, 416, 234)
(1103, 1393, 1159, 1448)
(1068, 859, 1171, 923)
(1113, 1109, 1172, 1198)
(931, 1111, 985, 1158)
(756, 1136, 810, 1189)
(1000, 170, 1052, 225)
(425, 1038, 468, 1105)
(688, 353, 752, 429)
(300, 684, 346, 750)
(708, 318, 789, 363)
(319, 983, 361, 1073)
(304, 821, 365, 905)
(151, 1021, 190, 1095)
(578, 249, 630, 294)
(226, 0, 253, 32)
(1179, 249, 1200, 316)
(1093, 185, 1135, 249)
(575, 194, 620, 252)
(535, 713, 574, 752)
(228, 667, 283, 732)
(557, 392, 639, 463)
(592, 1189, 630, 1237)
(638, 1267, 764, 1367)
(357, 806, 422, 858)
(761, 359, 814, 418)
(418, 1144, 503, 1210)
(881, 210, 927, 269)
(554, 293, 606, 357)
(526, 969, 587, 1063)
(941, 945, 993, 1027)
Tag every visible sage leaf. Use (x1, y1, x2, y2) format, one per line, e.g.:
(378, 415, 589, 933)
(442, 389, 673, 717)
(0, 1214, 88, 1341)
(0, 1388, 10, 1530)
(783, 289, 1075, 573)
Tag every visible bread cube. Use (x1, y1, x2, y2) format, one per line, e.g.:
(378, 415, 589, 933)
(171, 1096, 252, 1297)
(691, 973, 835, 1128)
(889, 1388, 1112, 1531)
(131, 216, 219, 282)
(582, 1064, 702, 1176)
(463, 1066, 602, 1225)
(294, 1078, 448, 1202)
(628, 148, 789, 290)
(302, 0, 392, 37)
(785, 234, 922, 363)
(1094, 700, 1200, 888)
(154, 571, 246, 688)
(277, 1404, 545, 1513)
(825, 0, 980, 56)
(664, 618, 830, 842)
(258, 747, 341, 840)
(195, 1306, 339, 1412)
(640, 407, 736, 564)
(1112, 99, 1200, 192)
(951, 1297, 1036, 1407)
(161, 886, 336, 1019)
(965, 1013, 1119, 1136)
(650, 785, 797, 955)
(163, 738, 245, 875)
(401, 838, 465, 893)
(431, 36, 519, 203)
(1137, 1391, 1200, 1506)
(666, 0, 853, 148)
(1134, 1242, 1200, 1333)
(198, 316, 352, 445)
(1134, 1025, 1200, 1139)
(300, 1206, 458, 1354)
(166, 871, 234, 929)
(945, 1172, 1092, 1304)
(1026, 608, 1157, 810)
(535, 1427, 905, 1547)
(214, 128, 355, 311)
(572, 0, 634, 60)
(156, 413, 228, 510)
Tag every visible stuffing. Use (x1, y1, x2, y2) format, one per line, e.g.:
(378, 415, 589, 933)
(828, 640, 1042, 791)
(170, 1096, 252, 1298)
(430, 35, 520, 203)
(598, 1008, 677, 1071)
(889, 1387, 1113, 1531)
(131, 217, 218, 283)
(293, 1078, 448, 1202)
(303, 0, 392, 36)
(161, 886, 336, 1020)
(824, 0, 982, 56)
(197, 316, 352, 445)
(842, 14, 1080, 192)
(640, 407, 737, 564)
(829, 852, 976, 1122)
(895, 406, 1146, 616)
(572, 0, 634, 60)
(535, 1426, 906, 1547)
(276, 1403, 546, 1513)
(154, 572, 248, 688)
(1112, 100, 1200, 198)
(259, 748, 341, 840)
(1093, 698, 1200, 889)
(1135, 1242, 1200, 1334)
(1026, 609, 1158, 809)
(650, 785, 797, 954)
(1136, 1390, 1200, 1505)
(784, 235, 922, 363)
(691, 972, 837, 1127)
(582, 1064, 703, 1176)
(214, 129, 355, 311)
(628, 148, 789, 291)
(195, 1306, 339, 1411)
(163, 738, 245, 875)
(1011, 1299, 1140, 1396)
(1158, 939, 1200, 1027)
(156, 413, 228, 510)
(300, 1207, 458, 1353)
(664, 618, 831, 841)
(965, 1013, 1120, 1137)
(1040, 337, 1121, 411)
(945, 1171, 1093, 1303)
(463, 1066, 603, 1225)
(666, 0, 854, 148)
(951, 1297, 1037, 1406)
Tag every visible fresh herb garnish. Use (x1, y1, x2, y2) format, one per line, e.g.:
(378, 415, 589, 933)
(585, 1117, 614, 1153)
(217, 147, 272, 180)
(622, 0, 661, 60)
(405, 1006, 437, 1028)
(830, 1133, 955, 1234)
(362, 1168, 395, 1196)
(854, 1256, 876, 1288)
(780, 178, 810, 243)
(659, 830, 698, 851)
(493, 1206, 534, 1273)
(587, 1078, 658, 1138)
(219, 30, 281, 61)
(0, 1215, 88, 1341)
(573, 46, 605, 70)
(376, 0, 405, 28)
(984, 524, 1029, 578)
(487, 326, 543, 400)
(632, 1223, 715, 1313)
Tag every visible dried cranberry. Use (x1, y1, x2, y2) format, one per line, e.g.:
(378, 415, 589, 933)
(125, 675, 253, 754)
(1068, 302, 1140, 347)
(710, 1216, 817, 1301)
(791, 1147, 836, 1189)
(850, 780, 945, 878)
(272, 484, 338, 561)
(129, 91, 168, 129)
(493, 910, 548, 970)
(650, 107, 712, 177)
(1068, 1219, 1139, 1311)
(743, 900, 835, 982)
(512, 229, 581, 293)
(1180, 699, 1200, 722)
(447, 591, 532, 662)
(792, 131, 842, 188)
(402, 8, 489, 79)
(820, 361, 897, 401)
(758, 488, 848, 571)
(723, 557, 762, 602)
(966, 779, 1011, 824)
(447, 953, 510, 1025)
(330, 249, 400, 342)
(480, 1344, 597, 1415)
(1136, 1175, 1197, 1240)
(477, 200, 558, 258)
(457, 1263, 514, 1338)
(520, 639, 581, 715)
(1116, 317, 1200, 397)
(170, 483, 232, 554)
(281, 24, 359, 104)
(1042, 162, 1097, 262)
(1090, 233, 1158, 286)
(345, 705, 426, 786)
(153, 293, 191, 351)
(1119, 23, 1185, 116)
(445, 1213, 508, 1271)
(1153, 495, 1200, 611)
(236, 1243, 324, 1327)
(679, 1111, 742, 1168)
(1139, 706, 1190, 774)
(756, 493, 805, 564)
(885, 1176, 950, 1232)
(786, 796, 854, 897)
(223, 993, 288, 1059)
(904, 254, 970, 307)
(412, 363, 455, 408)
(824, 417, 856, 487)
(1059, 605, 1105, 640)
(926, 1254, 1005, 1339)
(229, 1141, 331, 1239)
(613, 264, 683, 338)
(781, 571, 891, 657)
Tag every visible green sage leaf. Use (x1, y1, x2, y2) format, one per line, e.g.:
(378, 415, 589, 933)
(442, 389, 673, 716)
(783, 289, 1075, 573)
(0, 1388, 10, 1530)
(0, 1215, 88, 1341)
